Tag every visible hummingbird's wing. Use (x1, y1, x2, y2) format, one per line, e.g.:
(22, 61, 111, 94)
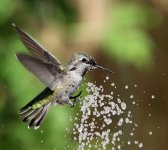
(16, 54, 65, 90)
(12, 23, 63, 69)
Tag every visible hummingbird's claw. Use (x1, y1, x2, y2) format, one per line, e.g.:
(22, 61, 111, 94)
(70, 91, 82, 108)
(71, 97, 81, 108)
(67, 99, 74, 107)
(71, 103, 75, 108)
(70, 91, 82, 99)
(71, 98, 80, 108)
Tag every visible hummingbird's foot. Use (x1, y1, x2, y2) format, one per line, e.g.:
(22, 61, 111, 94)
(71, 97, 82, 108)
(70, 91, 82, 99)
(70, 91, 82, 108)
(67, 99, 74, 107)
(71, 102, 75, 108)
(71, 98, 81, 108)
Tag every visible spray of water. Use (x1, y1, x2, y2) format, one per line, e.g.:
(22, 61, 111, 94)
(65, 76, 156, 149)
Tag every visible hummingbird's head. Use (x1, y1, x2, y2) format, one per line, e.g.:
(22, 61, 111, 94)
(67, 52, 114, 76)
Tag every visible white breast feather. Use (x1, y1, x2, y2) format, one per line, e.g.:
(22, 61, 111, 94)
(70, 71, 82, 83)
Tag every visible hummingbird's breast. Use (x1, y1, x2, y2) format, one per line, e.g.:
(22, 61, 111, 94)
(63, 71, 82, 94)
(52, 71, 82, 104)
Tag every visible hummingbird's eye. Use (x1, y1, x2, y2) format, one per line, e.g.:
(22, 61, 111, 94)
(81, 58, 87, 63)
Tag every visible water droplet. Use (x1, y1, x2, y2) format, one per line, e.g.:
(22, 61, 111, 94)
(127, 141, 131, 145)
(121, 102, 126, 110)
(130, 132, 134, 136)
(118, 118, 124, 126)
(132, 101, 136, 105)
(130, 95, 134, 99)
(151, 95, 155, 99)
(139, 142, 143, 148)
(111, 83, 115, 86)
(106, 76, 109, 80)
(125, 85, 129, 89)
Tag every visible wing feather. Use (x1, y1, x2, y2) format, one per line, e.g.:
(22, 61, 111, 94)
(16, 54, 63, 90)
(13, 23, 66, 90)
(12, 23, 62, 68)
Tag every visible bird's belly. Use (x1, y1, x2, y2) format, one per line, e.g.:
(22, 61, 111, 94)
(52, 73, 82, 104)
(62, 72, 82, 94)
(63, 78, 81, 95)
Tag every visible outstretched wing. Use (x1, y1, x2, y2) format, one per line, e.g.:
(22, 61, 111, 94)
(12, 23, 62, 68)
(16, 54, 64, 90)
(13, 23, 66, 90)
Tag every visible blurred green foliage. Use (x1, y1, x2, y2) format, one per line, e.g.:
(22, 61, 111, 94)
(102, 3, 161, 69)
(0, 0, 17, 24)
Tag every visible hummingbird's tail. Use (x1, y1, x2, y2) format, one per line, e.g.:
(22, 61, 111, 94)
(19, 103, 50, 129)
(18, 87, 53, 129)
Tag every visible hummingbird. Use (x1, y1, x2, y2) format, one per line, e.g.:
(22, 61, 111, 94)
(13, 23, 114, 129)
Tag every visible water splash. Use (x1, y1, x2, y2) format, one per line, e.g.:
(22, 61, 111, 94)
(67, 77, 156, 149)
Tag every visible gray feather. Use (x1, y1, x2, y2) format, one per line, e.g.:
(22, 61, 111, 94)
(12, 23, 62, 67)
(16, 54, 64, 90)
(28, 104, 50, 128)
(36, 108, 49, 128)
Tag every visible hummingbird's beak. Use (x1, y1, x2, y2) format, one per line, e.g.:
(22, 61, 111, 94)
(94, 64, 115, 74)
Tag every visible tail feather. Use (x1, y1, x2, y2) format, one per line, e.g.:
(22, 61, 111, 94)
(22, 108, 42, 123)
(18, 106, 32, 115)
(21, 109, 36, 122)
(18, 87, 53, 129)
(36, 108, 49, 127)
(28, 104, 50, 129)
(19, 104, 50, 129)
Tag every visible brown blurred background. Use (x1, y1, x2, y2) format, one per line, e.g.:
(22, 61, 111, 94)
(0, 0, 168, 149)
